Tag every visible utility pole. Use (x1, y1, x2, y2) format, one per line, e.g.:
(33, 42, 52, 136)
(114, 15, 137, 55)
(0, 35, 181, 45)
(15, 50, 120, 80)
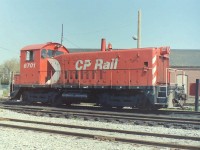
(137, 9, 141, 48)
(195, 79, 199, 111)
(61, 24, 63, 45)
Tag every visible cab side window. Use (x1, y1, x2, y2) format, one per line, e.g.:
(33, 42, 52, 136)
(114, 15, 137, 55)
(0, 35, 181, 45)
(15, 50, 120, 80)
(26, 50, 34, 61)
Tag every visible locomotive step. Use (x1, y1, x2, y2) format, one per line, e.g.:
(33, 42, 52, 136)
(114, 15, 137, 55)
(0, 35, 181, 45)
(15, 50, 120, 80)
(157, 97, 167, 103)
(159, 86, 167, 92)
(158, 91, 167, 97)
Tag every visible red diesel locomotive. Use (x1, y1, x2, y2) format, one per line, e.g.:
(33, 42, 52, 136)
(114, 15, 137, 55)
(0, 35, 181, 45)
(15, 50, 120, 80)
(11, 39, 186, 109)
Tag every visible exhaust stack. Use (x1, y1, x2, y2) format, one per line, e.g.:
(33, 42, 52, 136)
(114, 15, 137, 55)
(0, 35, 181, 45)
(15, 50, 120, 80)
(101, 38, 106, 52)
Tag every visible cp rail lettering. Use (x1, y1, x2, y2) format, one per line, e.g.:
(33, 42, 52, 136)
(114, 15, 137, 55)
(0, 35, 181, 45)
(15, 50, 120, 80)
(75, 58, 118, 70)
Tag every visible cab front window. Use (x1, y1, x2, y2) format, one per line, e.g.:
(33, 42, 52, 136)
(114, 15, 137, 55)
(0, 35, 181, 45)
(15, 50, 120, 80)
(47, 50, 53, 58)
(55, 51, 64, 56)
(41, 49, 47, 58)
(41, 49, 53, 58)
(41, 49, 64, 59)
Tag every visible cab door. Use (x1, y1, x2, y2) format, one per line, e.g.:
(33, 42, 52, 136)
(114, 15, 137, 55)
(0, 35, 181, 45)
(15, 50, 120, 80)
(157, 56, 169, 84)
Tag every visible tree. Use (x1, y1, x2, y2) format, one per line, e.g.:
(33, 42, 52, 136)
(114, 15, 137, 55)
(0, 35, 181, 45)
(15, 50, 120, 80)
(0, 58, 20, 84)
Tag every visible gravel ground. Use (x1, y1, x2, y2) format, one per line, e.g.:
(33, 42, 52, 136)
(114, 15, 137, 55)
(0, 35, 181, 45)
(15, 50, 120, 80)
(0, 109, 200, 150)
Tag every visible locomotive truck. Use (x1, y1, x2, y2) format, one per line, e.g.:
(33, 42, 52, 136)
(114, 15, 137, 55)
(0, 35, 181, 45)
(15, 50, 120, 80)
(11, 39, 186, 109)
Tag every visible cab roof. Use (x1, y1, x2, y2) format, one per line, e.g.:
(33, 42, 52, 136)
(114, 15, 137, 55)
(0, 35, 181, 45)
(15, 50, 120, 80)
(21, 42, 69, 53)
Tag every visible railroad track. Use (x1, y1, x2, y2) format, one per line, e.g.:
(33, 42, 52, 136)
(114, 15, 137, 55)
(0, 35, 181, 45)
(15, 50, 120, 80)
(2, 100, 200, 117)
(0, 117, 199, 149)
(1, 104, 200, 130)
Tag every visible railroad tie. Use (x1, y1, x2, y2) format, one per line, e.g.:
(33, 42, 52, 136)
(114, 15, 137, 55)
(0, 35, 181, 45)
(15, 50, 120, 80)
(94, 135, 115, 142)
(0, 117, 10, 121)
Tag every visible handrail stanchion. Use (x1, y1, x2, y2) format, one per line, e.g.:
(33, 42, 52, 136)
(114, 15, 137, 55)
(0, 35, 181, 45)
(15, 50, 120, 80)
(175, 69, 177, 85)
(128, 69, 130, 89)
(110, 70, 112, 89)
(78, 70, 80, 88)
(166, 68, 168, 97)
(51, 70, 52, 86)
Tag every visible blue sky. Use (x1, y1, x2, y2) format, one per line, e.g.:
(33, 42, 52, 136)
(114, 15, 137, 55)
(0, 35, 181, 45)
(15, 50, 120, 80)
(0, 0, 199, 64)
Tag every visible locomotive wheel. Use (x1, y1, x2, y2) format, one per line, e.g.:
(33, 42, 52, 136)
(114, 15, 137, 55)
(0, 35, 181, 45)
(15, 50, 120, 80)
(19, 94, 23, 101)
(51, 94, 62, 107)
(19, 92, 28, 101)
(137, 97, 148, 110)
(116, 106, 123, 109)
(101, 103, 112, 109)
(137, 97, 158, 110)
(149, 105, 161, 111)
(65, 101, 71, 106)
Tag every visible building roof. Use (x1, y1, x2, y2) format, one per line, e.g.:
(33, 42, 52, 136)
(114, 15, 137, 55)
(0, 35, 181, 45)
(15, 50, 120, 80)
(68, 48, 200, 67)
(68, 48, 99, 53)
(170, 49, 200, 67)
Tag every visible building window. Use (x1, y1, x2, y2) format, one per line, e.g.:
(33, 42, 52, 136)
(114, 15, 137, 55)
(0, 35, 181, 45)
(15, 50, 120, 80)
(26, 50, 34, 61)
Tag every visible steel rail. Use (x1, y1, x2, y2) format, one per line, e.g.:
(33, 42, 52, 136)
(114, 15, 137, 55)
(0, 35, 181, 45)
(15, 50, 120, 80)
(158, 109, 200, 115)
(1, 105, 200, 122)
(0, 117, 200, 141)
(1, 105, 200, 126)
(2, 100, 200, 116)
(0, 122, 199, 150)
(1, 102, 200, 117)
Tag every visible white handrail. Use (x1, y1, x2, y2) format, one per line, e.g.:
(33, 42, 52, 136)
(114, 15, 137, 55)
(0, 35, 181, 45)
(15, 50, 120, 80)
(165, 68, 185, 97)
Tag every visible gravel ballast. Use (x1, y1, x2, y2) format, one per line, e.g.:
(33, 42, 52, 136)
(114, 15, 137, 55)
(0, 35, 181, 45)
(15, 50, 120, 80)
(0, 109, 199, 150)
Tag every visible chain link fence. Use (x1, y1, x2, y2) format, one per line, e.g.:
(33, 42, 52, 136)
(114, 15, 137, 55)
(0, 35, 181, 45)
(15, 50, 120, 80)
(0, 73, 11, 98)
(0, 85, 9, 98)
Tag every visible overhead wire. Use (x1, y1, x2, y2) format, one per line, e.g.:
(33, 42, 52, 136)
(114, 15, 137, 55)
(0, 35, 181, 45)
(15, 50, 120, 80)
(63, 37, 81, 48)
(65, 23, 132, 36)
(0, 46, 10, 51)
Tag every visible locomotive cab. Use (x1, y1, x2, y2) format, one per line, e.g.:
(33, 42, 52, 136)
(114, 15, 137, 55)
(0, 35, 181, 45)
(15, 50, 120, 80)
(14, 42, 68, 86)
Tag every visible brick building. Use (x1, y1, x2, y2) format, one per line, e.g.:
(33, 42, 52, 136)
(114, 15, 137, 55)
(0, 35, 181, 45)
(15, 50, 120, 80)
(170, 49, 200, 100)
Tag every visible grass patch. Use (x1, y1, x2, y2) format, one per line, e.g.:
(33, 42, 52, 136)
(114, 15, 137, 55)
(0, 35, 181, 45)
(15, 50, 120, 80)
(3, 90, 9, 97)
